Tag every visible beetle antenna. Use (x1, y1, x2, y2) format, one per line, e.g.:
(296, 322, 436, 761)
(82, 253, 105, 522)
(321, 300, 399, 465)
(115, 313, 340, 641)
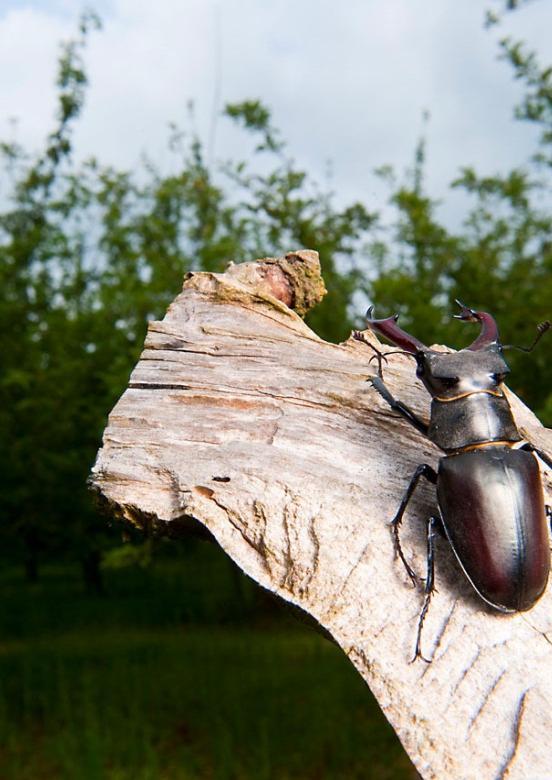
(381, 350, 418, 359)
(502, 320, 551, 353)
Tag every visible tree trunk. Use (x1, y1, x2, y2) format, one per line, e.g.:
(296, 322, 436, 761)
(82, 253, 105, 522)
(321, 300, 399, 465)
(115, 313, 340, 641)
(90, 250, 552, 780)
(81, 549, 104, 595)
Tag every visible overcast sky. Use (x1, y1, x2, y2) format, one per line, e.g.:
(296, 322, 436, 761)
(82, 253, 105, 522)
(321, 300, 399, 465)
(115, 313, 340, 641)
(1, 1, 551, 226)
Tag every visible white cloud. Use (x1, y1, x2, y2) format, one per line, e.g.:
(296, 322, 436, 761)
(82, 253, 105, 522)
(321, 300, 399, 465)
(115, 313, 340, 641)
(0, 8, 68, 143)
(1, 0, 551, 226)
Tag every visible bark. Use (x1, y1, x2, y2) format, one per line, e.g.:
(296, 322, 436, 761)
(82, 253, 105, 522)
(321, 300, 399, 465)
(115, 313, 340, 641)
(90, 250, 552, 780)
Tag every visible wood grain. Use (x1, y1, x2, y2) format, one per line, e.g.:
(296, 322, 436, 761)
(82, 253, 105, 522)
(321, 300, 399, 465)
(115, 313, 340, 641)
(91, 250, 552, 780)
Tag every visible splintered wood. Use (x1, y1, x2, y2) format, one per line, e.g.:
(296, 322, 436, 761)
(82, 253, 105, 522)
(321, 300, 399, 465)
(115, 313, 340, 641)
(91, 250, 552, 780)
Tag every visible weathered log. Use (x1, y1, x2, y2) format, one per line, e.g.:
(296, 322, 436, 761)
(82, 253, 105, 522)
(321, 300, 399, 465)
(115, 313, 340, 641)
(90, 250, 552, 780)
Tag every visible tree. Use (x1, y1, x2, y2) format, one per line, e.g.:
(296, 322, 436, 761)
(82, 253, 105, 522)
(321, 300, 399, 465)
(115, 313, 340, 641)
(0, 16, 374, 582)
(2, 2, 551, 583)
(365, 5, 552, 424)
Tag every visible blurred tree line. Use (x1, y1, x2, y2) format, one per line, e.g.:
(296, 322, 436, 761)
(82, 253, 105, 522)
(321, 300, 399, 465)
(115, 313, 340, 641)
(1, 4, 551, 587)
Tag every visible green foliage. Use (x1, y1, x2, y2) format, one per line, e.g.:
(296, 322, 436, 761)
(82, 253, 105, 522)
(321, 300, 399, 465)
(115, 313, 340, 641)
(499, 36, 552, 164)
(365, 10, 552, 422)
(485, 0, 533, 29)
(370, 143, 552, 419)
(0, 17, 374, 577)
(224, 99, 283, 152)
(368, 137, 460, 345)
(2, 5, 552, 581)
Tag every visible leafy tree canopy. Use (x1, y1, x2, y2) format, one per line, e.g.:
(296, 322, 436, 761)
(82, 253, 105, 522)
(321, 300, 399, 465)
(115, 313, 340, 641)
(1, 4, 551, 581)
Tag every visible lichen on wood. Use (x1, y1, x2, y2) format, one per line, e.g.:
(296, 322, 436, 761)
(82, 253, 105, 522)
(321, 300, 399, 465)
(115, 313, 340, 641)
(90, 250, 552, 780)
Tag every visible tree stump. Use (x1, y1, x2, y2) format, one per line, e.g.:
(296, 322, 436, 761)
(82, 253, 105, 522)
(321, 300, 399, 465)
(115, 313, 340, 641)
(90, 250, 552, 780)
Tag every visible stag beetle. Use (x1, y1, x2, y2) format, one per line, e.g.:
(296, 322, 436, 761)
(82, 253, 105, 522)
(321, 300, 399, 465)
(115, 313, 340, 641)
(354, 301, 552, 661)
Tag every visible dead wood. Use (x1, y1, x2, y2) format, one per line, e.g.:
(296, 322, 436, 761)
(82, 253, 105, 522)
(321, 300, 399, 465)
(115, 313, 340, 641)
(90, 250, 552, 780)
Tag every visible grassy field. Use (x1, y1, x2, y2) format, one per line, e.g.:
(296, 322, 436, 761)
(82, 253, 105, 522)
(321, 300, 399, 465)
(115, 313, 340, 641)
(0, 541, 418, 779)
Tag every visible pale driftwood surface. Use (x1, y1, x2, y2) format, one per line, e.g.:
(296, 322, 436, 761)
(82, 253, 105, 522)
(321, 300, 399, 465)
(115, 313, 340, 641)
(91, 250, 552, 780)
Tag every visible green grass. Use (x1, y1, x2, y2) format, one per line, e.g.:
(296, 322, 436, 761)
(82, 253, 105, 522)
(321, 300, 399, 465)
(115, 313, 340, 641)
(0, 544, 418, 779)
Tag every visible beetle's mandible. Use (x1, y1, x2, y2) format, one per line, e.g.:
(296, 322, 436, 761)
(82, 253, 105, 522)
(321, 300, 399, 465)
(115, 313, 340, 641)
(354, 300, 552, 661)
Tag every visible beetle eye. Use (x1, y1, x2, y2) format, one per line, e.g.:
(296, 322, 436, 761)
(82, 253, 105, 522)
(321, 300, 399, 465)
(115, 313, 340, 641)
(442, 377, 459, 388)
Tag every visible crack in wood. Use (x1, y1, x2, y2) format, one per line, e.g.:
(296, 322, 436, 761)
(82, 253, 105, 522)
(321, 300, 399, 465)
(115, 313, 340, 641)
(420, 599, 458, 672)
(200, 325, 296, 345)
(324, 535, 378, 618)
(251, 499, 275, 578)
(142, 349, 270, 360)
(450, 647, 482, 698)
(497, 689, 529, 780)
(128, 382, 191, 390)
(520, 613, 552, 647)
(200, 491, 275, 577)
(466, 669, 507, 738)
(277, 493, 321, 598)
(304, 514, 321, 594)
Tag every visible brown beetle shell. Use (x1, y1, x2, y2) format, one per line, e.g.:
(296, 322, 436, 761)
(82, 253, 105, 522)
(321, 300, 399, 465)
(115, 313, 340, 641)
(437, 447, 549, 611)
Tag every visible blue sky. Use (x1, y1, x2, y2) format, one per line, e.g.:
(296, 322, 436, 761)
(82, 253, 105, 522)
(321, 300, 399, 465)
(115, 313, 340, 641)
(1, 1, 551, 227)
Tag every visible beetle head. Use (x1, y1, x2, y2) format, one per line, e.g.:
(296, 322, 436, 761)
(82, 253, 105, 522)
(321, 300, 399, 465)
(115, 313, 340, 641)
(414, 347, 510, 400)
(416, 301, 508, 398)
(364, 301, 509, 399)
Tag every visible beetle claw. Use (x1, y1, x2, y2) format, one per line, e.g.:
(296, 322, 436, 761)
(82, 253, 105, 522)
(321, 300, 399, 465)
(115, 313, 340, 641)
(410, 651, 432, 665)
(368, 352, 389, 378)
(398, 557, 420, 587)
(421, 579, 438, 595)
(353, 329, 369, 342)
(352, 330, 388, 378)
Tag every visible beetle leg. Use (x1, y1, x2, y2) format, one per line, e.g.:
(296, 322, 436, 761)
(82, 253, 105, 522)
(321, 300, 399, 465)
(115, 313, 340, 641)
(391, 463, 438, 585)
(520, 442, 552, 470)
(411, 516, 439, 664)
(503, 320, 551, 353)
(352, 330, 388, 378)
(369, 376, 429, 436)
